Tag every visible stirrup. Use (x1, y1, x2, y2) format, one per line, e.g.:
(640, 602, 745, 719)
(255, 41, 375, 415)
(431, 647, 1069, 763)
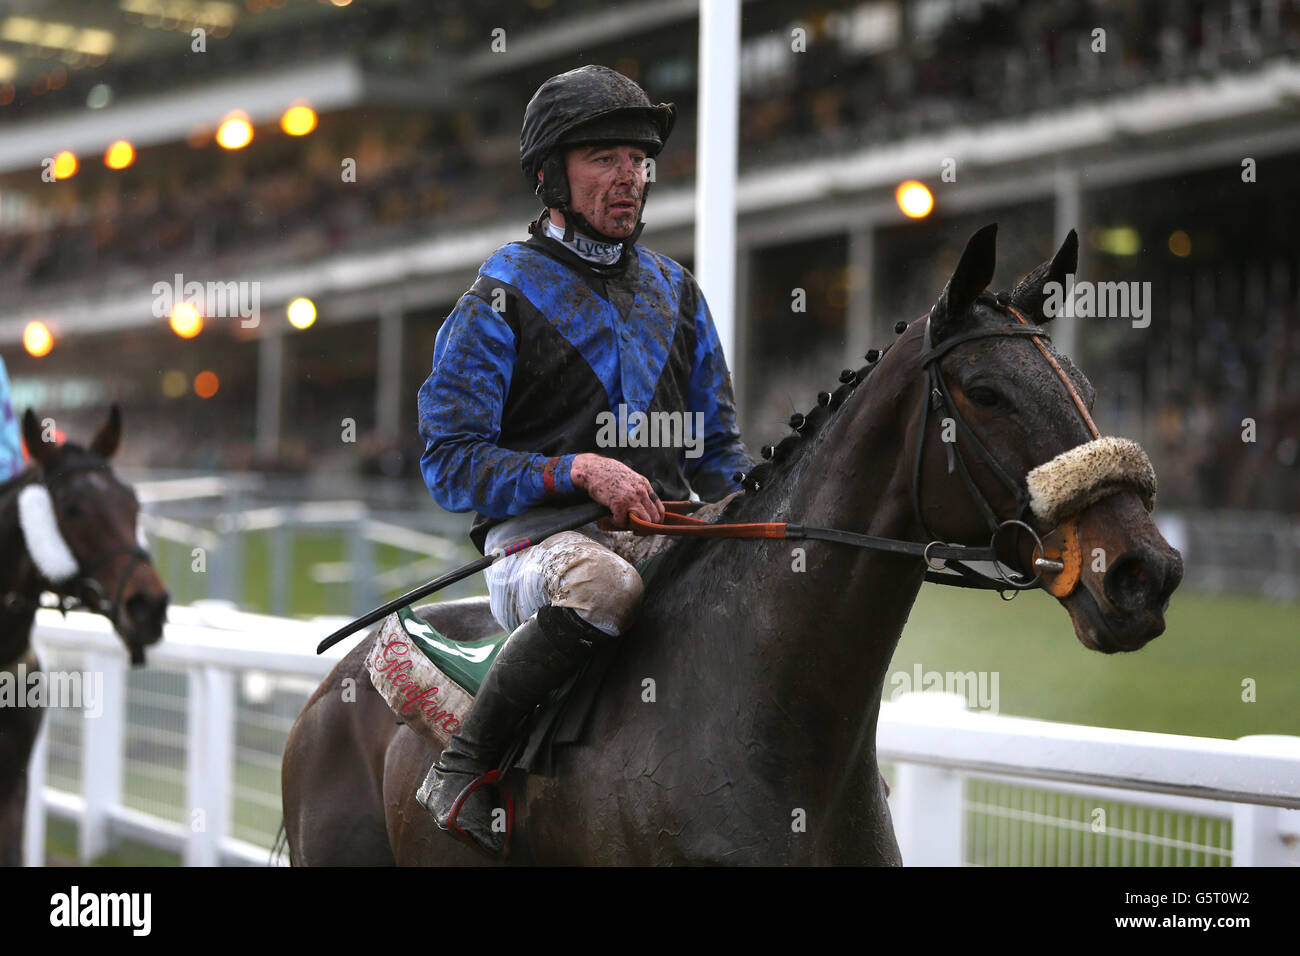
(442, 769, 515, 858)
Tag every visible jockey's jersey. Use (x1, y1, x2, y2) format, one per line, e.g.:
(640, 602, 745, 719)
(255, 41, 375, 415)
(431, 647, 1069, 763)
(418, 228, 751, 553)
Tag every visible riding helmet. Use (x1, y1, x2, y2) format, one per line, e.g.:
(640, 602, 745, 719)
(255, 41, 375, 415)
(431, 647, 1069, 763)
(520, 65, 675, 242)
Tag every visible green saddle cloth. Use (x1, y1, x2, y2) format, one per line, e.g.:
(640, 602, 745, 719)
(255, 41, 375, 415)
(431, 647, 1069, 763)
(397, 554, 660, 774)
(394, 603, 506, 696)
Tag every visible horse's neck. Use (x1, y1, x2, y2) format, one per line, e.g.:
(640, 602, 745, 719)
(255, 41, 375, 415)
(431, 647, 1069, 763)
(735, 374, 927, 764)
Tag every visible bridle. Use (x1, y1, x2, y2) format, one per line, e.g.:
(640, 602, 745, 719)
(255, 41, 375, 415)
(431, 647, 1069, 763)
(615, 290, 1103, 599)
(4, 457, 153, 634)
(909, 291, 1098, 596)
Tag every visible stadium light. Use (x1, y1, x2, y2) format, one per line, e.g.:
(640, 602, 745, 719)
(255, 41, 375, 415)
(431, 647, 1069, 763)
(161, 370, 188, 398)
(104, 139, 135, 170)
(216, 111, 253, 150)
(194, 370, 220, 399)
(169, 302, 203, 338)
(23, 321, 53, 357)
(287, 297, 317, 329)
(281, 104, 317, 136)
(895, 180, 934, 219)
(52, 150, 78, 179)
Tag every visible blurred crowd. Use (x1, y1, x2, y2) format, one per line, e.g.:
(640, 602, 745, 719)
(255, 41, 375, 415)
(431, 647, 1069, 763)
(6, 0, 1298, 297)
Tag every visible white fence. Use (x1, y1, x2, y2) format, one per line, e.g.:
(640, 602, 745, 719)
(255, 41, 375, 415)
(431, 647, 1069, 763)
(21, 607, 1300, 866)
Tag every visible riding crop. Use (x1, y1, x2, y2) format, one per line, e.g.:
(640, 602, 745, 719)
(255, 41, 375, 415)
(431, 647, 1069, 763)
(315, 501, 610, 654)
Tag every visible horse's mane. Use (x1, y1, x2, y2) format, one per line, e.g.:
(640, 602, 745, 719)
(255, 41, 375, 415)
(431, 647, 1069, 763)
(718, 336, 901, 524)
(641, 329, 907, 596)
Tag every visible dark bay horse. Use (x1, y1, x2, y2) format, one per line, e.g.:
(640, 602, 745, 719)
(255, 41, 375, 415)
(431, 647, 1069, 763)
(0, 406, 169, 865)
(283, 226, 1183, 865)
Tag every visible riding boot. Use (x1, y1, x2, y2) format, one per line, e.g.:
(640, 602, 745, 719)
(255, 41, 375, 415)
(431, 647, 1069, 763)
(416, 604, 605, 855)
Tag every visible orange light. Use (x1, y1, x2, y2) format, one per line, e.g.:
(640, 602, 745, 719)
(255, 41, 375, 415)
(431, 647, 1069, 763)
(895, 180, 934, 219)
(53, 150, 78, 179)
(280, 104, 317, 136)
(169, 302, 203, 338)
(194, 370, 220, 398)
(1168, 230, 1192, 258)
(23, 321, 53, 357)
(104, 139, 135, 169)
(216, 111, 253, 150)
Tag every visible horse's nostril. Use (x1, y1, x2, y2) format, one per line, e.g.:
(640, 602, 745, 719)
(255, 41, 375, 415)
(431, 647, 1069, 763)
(127, 592, 169, 631)
(1103, 553, 1163, 611)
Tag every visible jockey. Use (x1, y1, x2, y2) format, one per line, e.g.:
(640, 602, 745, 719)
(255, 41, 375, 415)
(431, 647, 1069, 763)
(0, 357, 23, 479)
(415, 64, 751, 854)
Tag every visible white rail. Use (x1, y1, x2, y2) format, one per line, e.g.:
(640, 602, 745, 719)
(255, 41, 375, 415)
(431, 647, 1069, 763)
(20, 610, 1300, 866)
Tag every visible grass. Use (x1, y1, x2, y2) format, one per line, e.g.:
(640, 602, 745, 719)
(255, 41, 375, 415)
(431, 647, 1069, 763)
(893, 585, 1300, 739)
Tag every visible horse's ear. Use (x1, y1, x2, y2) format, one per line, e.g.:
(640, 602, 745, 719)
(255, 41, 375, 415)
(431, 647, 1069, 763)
(932, 223, 997, 342)
(1009, 229, 1078, 323)
(22, 409, 55, 468)
(91, 404, 122, 459)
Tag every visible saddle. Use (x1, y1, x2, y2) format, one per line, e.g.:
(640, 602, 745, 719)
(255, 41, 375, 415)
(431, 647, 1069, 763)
(365, 497, 737, 777)
(365, 594, 623, 777)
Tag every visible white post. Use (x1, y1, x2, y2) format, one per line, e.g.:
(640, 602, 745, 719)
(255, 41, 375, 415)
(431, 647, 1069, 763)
(847, 225, 876, 356)
(22, 680, 50, 867)
(376, 306, 404, 442)
(79, 651, 126, 863)
(1054, 162, 1082, 360)
(256, 330, 285, 460)
(695, 0, 741, 370)
(185, 666, 235, 867)
(889, 692, 967, 866)
(1231, 735, 1300, 866)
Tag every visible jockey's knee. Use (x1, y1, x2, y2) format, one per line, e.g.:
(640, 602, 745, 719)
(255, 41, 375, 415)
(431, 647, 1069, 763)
(537, 531, 644, 637)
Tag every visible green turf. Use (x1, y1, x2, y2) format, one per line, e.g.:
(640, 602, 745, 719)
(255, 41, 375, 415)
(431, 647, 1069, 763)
(891, 586, 1300, 739)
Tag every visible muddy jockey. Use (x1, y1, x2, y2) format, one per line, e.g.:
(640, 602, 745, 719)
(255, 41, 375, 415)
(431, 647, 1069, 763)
(414, 65, 752, 854)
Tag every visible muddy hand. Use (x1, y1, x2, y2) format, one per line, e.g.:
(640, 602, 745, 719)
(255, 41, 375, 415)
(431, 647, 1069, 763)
(570, 453, 665, 529)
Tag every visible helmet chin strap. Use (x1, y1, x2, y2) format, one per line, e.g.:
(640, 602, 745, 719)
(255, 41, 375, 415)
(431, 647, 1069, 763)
(557, 203, 646, 247)
(531, 153, 652, 247)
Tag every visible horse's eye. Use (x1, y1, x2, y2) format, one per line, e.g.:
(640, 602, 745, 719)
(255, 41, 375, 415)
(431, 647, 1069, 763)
(65, 502, 85, 519)
(966, 386, 1001, 409)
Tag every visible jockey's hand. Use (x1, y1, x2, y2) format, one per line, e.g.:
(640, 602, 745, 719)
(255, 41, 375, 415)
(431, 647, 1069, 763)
(570, 453, 665, 529)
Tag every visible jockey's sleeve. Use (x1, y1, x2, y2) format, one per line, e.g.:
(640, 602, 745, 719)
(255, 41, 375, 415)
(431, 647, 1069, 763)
(417, 292, 576, 518)
(683, 287, 752, 500)
(0, 357, 23, 479)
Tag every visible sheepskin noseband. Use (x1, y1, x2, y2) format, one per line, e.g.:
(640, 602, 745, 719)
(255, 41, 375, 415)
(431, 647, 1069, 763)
(1026, 437, 1156, 525)
(17, 483, 81, 583)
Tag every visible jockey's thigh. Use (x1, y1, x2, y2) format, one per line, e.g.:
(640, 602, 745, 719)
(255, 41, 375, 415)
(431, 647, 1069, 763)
(483, 531, 643, 637)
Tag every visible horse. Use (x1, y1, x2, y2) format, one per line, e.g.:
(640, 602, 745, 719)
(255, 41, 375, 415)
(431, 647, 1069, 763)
(0, 406, 169, 866)
(282, 225, 1183, 865)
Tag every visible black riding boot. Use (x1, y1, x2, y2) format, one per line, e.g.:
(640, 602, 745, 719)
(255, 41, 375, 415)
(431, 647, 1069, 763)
(416, 604, 604, 855)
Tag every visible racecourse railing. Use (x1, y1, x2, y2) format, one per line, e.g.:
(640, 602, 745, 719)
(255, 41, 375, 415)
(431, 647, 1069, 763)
(20, 607, 1300, 867)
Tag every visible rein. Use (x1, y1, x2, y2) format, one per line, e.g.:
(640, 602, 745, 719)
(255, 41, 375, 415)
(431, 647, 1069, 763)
(613, 295, 1103, 597)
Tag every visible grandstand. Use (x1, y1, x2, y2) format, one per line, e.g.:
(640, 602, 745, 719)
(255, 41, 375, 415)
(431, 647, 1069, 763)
(4, 0, 1300, 877)
(1, 0, 1297, 515)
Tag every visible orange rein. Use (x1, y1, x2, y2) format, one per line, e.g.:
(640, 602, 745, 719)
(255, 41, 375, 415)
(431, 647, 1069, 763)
(599, 501, 787, 538)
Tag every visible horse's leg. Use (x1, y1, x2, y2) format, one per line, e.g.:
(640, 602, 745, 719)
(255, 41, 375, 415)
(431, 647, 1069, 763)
(282, 641, 396, 866)
(382, 727, 500, 866)
(0, 700, 42, 867)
